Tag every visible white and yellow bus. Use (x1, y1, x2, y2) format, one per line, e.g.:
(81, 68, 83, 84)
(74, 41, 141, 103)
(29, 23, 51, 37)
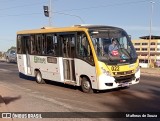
(17, 25, 140, 93)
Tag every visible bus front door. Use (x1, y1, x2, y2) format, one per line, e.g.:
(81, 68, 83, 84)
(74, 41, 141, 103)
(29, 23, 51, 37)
(60, 34, 76, 84)
(22, 36, 31, 75)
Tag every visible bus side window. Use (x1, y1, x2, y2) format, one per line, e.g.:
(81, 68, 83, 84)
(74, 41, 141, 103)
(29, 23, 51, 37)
(60, 34, 75, 58)
(46, 34, 58, 56)
(17, 35, 22, 54)
(52, 35, 58, 56)
(31, 35, 42, 55)
(77, 32, 94, 65)
(39, 34, 58, 56)
(30, 35, 36, 54)
(46, 35, 53, 55)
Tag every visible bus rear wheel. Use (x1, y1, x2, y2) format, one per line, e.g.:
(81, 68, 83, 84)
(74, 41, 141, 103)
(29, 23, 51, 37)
(35, 71, 45, 84)
(81, 77, 93, 93)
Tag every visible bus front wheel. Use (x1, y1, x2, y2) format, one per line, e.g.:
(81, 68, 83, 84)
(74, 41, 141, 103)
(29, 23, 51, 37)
(35, 71, 45, 84)
(81, 77, 93, 93)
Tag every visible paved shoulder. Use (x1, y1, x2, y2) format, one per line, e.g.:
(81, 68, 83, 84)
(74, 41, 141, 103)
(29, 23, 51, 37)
(141, 68, 160, 77)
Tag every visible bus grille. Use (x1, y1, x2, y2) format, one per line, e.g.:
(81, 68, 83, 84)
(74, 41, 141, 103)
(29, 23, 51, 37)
(113, 70, 133, 76)
(114, 74, 135, 83)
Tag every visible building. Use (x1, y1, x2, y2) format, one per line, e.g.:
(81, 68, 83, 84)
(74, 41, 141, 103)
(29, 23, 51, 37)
(132, 35, 160, 67)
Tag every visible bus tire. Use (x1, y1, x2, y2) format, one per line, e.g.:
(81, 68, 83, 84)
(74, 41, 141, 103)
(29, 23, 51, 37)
(81, 77, 93, 93)
(35, 71, 45, 84)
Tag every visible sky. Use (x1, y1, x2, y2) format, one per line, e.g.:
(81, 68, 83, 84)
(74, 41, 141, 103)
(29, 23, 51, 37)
(0, 0, 160, 52)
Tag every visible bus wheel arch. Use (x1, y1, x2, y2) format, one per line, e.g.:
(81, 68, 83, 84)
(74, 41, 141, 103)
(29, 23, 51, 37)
(34, 69, 45, 84)
(80, 75, 93, 93)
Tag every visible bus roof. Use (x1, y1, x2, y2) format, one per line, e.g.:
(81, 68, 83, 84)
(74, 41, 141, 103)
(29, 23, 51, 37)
(17, 25, 123, 35)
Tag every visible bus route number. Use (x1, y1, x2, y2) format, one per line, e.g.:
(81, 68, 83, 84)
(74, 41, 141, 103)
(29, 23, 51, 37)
(111, 66, 119, 71)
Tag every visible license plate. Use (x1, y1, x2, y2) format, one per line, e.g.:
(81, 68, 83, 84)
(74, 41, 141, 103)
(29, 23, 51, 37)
(120, 82, 129, 87)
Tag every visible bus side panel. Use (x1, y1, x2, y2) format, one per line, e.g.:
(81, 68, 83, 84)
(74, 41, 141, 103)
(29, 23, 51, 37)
(58, 57, 64, 82)
(17, 54, 28, 75)
(29, 56, 62, 82)
(74, 59, 98, 89)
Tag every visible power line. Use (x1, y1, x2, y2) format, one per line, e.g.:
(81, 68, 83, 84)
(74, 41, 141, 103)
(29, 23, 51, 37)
(0, 0, 13, 2)
(0, 10, 85, 24)
(0, 0, 156, 18)
(56, 0, 148, 13)
(0, 1, 46, 11)
(0, 39, 15, 41)
(54, 12, 85, 24)
(0, 11, 85, 24)
(0, 0, 22, 3)
(0, 13, 41, 17)
(0, 0, 149, 12)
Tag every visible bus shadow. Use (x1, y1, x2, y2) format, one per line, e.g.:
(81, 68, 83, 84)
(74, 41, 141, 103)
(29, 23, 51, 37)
(18, 72, 128, 93)
(19, 73, 36, 81)
(45, 80, 129, 93)
(45, 80, 79, 91)
(94, 86, 130, 94)
(19, 72, 80, 91)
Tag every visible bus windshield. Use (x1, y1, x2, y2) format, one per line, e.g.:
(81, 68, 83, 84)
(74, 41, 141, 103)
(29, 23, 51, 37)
(89, 28, 137, 64)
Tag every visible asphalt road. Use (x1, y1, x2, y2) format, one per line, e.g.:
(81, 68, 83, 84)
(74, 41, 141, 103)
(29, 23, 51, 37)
(0, 62, 159, 121)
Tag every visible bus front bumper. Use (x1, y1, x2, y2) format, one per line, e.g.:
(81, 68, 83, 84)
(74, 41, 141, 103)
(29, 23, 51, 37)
(97, 70, 140, 90)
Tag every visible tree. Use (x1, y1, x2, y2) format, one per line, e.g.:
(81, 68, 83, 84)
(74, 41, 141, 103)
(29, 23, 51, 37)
(0, 51, 2, 58)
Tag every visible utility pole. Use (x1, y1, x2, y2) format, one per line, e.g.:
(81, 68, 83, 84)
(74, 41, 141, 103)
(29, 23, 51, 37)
(148, 1, 155, 68)
(49, 0, 52, 26)
(43, 0, 52, 26)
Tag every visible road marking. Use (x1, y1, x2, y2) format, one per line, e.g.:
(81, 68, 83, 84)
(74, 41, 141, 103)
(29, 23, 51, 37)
(0, 69, 12, 72)
(0, 82, 94, 112)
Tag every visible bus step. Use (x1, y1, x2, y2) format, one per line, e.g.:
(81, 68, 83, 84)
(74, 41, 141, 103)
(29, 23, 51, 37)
(64, 80, 76, 86)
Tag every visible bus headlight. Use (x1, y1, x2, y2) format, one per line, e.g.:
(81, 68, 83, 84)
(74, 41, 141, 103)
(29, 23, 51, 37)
(101, 67, 111, 76)
(135, 66, 140, 73)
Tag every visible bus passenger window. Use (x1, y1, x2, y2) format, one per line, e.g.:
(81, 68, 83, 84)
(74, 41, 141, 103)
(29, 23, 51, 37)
(52, 35, 58, 56)
(46, 36, 53, 54)
(40, 34, 58, 56)
(60, 34, 76, 58)
(30, 35, 35, 54)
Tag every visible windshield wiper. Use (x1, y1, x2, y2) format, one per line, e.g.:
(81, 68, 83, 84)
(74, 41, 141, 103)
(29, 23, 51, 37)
(119, 48, 132, 60)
